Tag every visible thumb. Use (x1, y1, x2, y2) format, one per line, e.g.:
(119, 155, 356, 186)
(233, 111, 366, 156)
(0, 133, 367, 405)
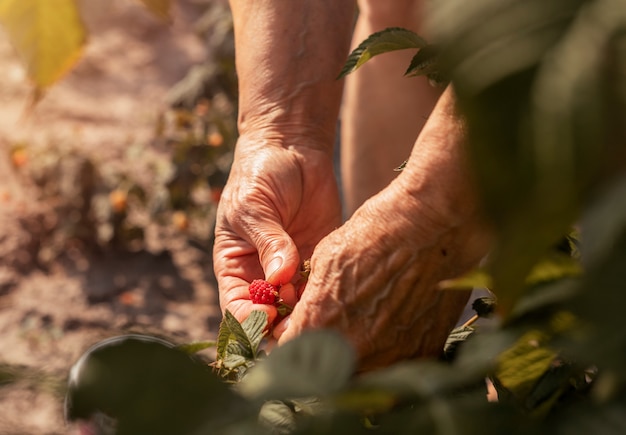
(255, 229, 300, 286)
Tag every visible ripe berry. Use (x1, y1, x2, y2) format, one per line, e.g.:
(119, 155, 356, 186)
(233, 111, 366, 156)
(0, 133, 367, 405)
(248, 279, 279, 305)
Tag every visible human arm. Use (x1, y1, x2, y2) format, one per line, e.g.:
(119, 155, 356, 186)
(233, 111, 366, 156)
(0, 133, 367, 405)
(213, 1, 356, 323)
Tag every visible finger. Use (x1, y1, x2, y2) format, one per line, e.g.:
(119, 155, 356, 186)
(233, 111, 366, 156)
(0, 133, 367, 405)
(233, 208, 300, 285)
(278, 282, 298, 307)
(272, 315, 290, 341)
(254, 228, 301, 286)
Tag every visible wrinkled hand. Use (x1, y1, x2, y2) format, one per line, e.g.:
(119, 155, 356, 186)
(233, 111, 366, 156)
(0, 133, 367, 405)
(213, 134, 341, 326)
(274, 87, 491, 370)
(274, 184, 487, 370)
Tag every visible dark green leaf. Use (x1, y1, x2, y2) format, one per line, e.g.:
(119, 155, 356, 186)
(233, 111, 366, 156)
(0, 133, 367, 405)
(495, 330, 556, 400)
(525, 252, 582, 286)
(337, 27, 426, 78)
(353, 360, 484, 400)
(548, 390, 626, 435)
(404, 44, 441, 77)
(258, 400, 297, 435)
(238, 330, 355, 400)
(65, 335, 246, 435)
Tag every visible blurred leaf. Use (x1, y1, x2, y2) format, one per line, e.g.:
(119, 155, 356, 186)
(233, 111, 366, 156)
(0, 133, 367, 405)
(176, 340, 216, 354)
(580, 174, 626, 268)
(65, 335, 246, 435)
(524, 362, 582, 417)
(238, 330, 355, 400)
(352, 360, 485, 403)
(560, 176, 626, 373)
(548, 390, 626, 434)
(438, 268, 493, 291)
(0, 0, 86, 91)
(258, 400, 297, 435)
(430, 0, 583, 96)
(525, 252, 582, 286)
(428, 0, 610, 313)
(495, 330, 556, 401)
(337, 27, 426, 78)
(137, 0, 171, 21)
(509, 278, 579, 321)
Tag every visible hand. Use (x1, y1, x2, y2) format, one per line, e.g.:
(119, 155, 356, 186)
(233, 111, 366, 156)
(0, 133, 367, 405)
(274, 87, 491, 370)
(274, 184, 486, 370)
(213, 134, 341, 326)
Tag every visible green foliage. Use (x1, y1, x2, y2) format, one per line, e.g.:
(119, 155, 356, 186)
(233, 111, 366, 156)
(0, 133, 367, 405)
(429, 0, 626, 312)
(214, 310, 269, 381)
(337, 27, 427, 78)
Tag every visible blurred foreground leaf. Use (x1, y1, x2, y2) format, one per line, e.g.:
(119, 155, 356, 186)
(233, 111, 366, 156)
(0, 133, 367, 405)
(429, 0, 626, 313)
(239, 330, 355, 401)
(0, 0, 86, 92)
(65, 334, 247, 435)
(495, 330, 556, 401)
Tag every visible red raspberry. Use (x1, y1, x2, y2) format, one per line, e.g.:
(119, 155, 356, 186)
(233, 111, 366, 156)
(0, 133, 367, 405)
(248, 279, 279, 305)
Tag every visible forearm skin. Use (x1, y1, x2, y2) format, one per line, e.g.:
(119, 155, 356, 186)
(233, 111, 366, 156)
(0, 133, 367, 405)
(229, 0, 356, 149)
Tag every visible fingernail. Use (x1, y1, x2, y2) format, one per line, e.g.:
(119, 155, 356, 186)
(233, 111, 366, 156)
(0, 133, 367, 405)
(266, 256, 283, 280)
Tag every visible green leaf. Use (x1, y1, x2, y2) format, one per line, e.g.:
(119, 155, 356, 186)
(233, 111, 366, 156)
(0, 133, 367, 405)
(241, 310, 268, 355)
(216, 312, 232, 360)
(354, 361, 484, 400)
(428, 0, 620, 315)
(0, 0, 86, 90)
(217, 310, 254, 360)
(495, 330, 556, 401)
(404, 44, 441, 79)
(176, 341, 216, 354)
(524, 362, 581, 416)
(337, 27, 427, 78)
(222, 353, 248, 370)
(238, 330, 355, 400)
(525, 252, 582, 286)
(444, 325, 476, 361)
(258, 401, 298, 435)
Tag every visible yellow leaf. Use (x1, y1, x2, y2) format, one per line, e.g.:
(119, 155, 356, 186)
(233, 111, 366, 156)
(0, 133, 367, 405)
(0, 0, 86, 89)
(137, 0, 171, 21)
(438, 268, 493, 291)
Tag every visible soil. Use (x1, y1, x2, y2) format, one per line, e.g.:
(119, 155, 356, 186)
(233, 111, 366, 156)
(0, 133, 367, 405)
(0, 1, 225, 433)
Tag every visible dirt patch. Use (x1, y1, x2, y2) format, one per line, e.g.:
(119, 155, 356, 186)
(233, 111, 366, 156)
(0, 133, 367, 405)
(0, 1, 226, 433)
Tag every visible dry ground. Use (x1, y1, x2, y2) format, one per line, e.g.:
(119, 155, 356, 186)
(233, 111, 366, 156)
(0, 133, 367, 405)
(0, 1, 224, 433)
